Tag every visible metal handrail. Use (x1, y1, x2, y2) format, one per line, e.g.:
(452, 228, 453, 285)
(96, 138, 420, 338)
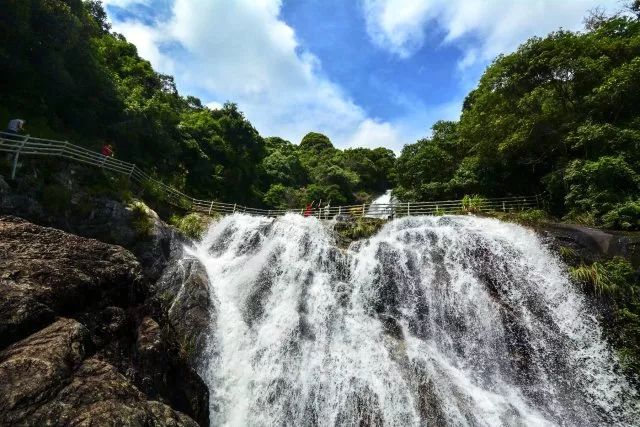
(0, 132, 540, 218)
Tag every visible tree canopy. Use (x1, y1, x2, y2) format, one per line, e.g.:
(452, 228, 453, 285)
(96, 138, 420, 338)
(0, 0, 396, 208)
(394, 11, 640, 229)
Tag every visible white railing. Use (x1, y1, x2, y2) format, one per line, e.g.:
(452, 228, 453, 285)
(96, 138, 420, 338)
(0, 132, 539, 218)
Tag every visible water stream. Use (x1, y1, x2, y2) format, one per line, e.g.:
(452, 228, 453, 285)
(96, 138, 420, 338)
(193, 213, 637, 426)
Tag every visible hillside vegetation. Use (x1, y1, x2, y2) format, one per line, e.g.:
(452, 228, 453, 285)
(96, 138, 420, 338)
(395, 8, 640, 230)
(1, 1, 639, 230)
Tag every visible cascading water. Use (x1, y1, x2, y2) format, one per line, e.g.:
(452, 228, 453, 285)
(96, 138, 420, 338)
(192, 213, 638, 426)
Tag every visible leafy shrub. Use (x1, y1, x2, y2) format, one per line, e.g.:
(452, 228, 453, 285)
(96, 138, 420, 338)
(461, 194, 486, 214)
(570, 256, 635, 296)
(493, 209, 549, 226)
(334, 217, 385, 242)
(564, 156, 640, 223)
(170, 212, 214, 240)
(602, 200, 640, 230)
(433, 206, 447, 216)
(41, 183, 71, 213)
(128, 200, 154, 237)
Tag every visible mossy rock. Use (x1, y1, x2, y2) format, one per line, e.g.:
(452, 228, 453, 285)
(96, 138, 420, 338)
(333, 217, 386, 248)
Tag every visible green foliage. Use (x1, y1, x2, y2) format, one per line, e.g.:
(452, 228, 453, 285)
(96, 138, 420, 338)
(169, 212, 214, 240)
(570, 256, 635, 296)
(567, 255, 640, 375)
(260, 133, 395, 208)
(461, 194, 486, 214)
(334, 217, 386, 243)
(128, 200, 154, 237)
(393, 12, 640, 230)
(491, 209, 550, 226)
(41, 183, 71, 213)
(602, 200, 640, 230)
(558, 245, 578, 261)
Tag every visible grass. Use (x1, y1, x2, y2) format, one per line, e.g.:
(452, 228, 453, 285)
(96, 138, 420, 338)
(569, 256, 635, 296)
(128, 200, 154, 237)
(334, 217, 386, 243)
(169, 212, 216, 240)
(461, 194, 486, 214)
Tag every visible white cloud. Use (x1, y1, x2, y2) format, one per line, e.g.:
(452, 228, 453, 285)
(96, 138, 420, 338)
(362, 0, 616, 67)
(346, 119, 401, 149)
(205, 101, 224, 110)
(109, 0, 408, 150)
(102, 0, 150, 7)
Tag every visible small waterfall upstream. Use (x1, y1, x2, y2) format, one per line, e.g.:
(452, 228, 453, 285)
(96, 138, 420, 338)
(192, 214, 638, 426)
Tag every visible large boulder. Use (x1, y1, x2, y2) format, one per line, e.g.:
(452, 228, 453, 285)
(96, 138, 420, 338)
(66, 197, 189, 282)
(0, 318, 197, 426)
(153, 257, 214, 366)
(537, 222, 640, 267)
(135, 316, 210, 426)
(0, 215, 143, 348)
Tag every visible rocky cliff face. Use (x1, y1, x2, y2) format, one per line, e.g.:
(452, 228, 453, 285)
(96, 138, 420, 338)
(0, 216, 210, 426)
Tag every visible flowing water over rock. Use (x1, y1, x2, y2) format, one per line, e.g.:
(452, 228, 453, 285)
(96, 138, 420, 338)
(192, 214, 638, 426)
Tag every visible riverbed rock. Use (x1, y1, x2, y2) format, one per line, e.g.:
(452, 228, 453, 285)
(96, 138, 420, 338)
(0, 318, 197, 426)
(0, 215, 143, 348)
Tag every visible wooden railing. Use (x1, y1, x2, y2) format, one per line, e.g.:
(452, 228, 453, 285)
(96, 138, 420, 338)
(0, 132, 539, 218)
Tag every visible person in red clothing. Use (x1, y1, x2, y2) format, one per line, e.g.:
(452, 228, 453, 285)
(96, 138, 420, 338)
(101, 143, 114, 157)
(303, 201, 315, 217)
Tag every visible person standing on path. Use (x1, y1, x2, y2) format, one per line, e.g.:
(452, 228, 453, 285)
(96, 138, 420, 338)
(5, 119, 26, 139)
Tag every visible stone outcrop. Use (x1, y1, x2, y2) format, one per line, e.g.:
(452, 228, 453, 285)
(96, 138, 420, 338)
(537, 222, 640, 267)
(0, 165, 189, 282)
(0, 216, 210, 426)
(0, 318, 198, 426)
(153, 258, 214, 366)
(0, 215, 142, 348)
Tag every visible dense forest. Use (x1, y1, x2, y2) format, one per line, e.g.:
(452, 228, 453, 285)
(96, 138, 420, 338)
(0, 0, 394, 208)
(1, 0, 639, 230)
(395, 6, 640, 230)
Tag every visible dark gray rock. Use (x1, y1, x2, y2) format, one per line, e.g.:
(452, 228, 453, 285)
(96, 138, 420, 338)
(153, 257, 214, 365)
(537, 222, 640, 267)
(0, 215, 143, 348)
(0, 318, 198, 426)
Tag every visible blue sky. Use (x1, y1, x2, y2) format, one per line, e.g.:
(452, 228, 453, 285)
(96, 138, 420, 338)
(103, 0, 615, 152)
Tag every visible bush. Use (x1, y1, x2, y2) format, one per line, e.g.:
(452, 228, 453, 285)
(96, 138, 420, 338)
(334, 217, 385, 242)
(170, 212, 214, 240)
(602, 200, 640, 230)
(41, 183, 71, 213)
(461, 194, 486, 214)
(128, 200, 154, 237)
(492, 208, 549, 226)
(569, 256, 635, 296)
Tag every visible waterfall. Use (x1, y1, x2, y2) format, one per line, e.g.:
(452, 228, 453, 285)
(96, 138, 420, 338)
(192, 213, 638, 426)
(365, 190, 396, 219)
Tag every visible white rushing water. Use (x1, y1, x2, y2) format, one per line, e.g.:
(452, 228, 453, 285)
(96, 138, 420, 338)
(365, 190, 396, 219)
(192, 213, 638, 426)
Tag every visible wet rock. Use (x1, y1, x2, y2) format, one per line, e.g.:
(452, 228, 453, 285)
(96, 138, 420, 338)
(60, 196, 189, 282)
(135, 316, 210, 426)
(0, 317, 197, 426)
(0, 318, 91, 424)
(0, 215, 143, 348)
(537, 222, 640, 267)
(153, 257, 214, 364)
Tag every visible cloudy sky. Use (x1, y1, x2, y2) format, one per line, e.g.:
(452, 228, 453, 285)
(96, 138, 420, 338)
(104, 0, 617, 151)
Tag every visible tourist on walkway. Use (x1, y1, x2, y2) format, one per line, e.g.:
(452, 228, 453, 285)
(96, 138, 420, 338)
(5, 118, 26, 139)
(101, 143, 114, 157)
